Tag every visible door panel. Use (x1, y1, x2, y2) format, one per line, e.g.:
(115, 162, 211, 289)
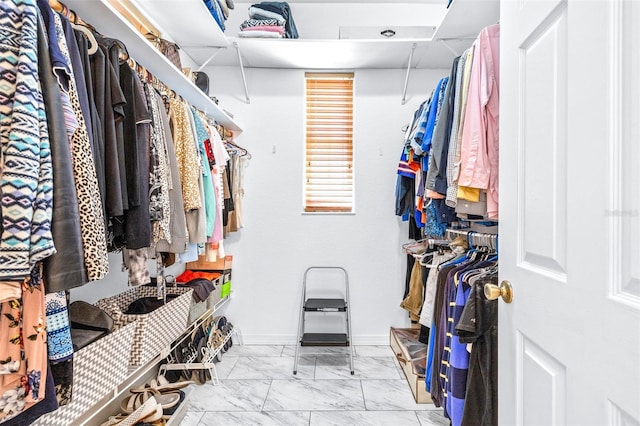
(607, 402, 640, 426)
(500, 0, 640, 425)
(604, 2, 640, 422)
(519, 335, 567, 426)
(515, 0, 563, 40)
(610, 0, 640, 303)
(518, 4, 567, 278)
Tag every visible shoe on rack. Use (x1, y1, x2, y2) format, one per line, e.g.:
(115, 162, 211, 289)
(100, 395, 161, 426)
(145, 376, 194, 392)
(120, 388, 180, 414)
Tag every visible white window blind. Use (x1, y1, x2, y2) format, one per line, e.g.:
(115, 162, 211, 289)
(304, 73, 354, 213)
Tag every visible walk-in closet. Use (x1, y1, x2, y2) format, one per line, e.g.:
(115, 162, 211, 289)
(0, 0, 638, 425)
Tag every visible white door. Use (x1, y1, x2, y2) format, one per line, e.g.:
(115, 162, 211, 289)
(500, 0, 640, 424)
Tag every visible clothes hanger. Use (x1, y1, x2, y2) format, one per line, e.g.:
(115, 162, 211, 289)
(127, 56, 137, 71)
(71, 20, 98, 55)
(48, 1, 98, 54)
(224, 140, 251, 159)
(402, 239, 428, 254)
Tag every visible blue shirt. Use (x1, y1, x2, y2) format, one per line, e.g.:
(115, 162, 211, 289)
(412, 77, 449, 160)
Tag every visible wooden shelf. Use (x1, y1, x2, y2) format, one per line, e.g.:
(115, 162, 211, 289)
(64, 0, 242, 132)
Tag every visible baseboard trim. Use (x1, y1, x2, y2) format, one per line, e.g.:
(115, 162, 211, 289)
(239, 334, 390, 346)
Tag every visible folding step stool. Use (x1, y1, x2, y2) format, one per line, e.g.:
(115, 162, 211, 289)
(293, 266, 354, 375)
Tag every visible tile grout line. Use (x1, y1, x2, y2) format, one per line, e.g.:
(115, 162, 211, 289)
(414, 410, 422, 426)
(313, 355, 318, 379)
(260, 379, 275, 412)
(359, 379, 368, 412)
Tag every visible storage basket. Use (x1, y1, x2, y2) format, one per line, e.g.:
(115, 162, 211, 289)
(167, 274, 222, 324)
(32, 322, 137, 425)
(166, 285, 206, 324)
(220, 280, 232, 298)
(207, 278, 223, 310)
(219, 270, 232, 298)
(96, 287, 192, 367)
(389, 327, 431, 404)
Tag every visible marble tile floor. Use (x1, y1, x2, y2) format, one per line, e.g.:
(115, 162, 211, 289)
(180, 345, 449, 426)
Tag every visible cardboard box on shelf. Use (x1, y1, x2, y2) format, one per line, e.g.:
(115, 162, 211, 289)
(187, 254, 233, 271)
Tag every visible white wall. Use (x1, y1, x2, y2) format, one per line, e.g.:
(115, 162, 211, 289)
(205, 66, 448, 344)
(69, 65, 448, 345)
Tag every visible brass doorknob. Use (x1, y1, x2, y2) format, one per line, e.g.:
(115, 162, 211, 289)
(484, 280, 513, 303)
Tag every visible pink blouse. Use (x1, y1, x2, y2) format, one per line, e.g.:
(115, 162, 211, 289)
(458, 24, 500, 220)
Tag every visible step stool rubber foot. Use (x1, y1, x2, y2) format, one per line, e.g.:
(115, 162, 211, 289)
(351, 371, 355, 375)
(293, 371, 297, 375)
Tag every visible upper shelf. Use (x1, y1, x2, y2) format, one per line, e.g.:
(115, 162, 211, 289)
(217, 37, 472, 69)
(206, 0, 499, 70)
(63, 0, 242, 132)
(432, 0, 500, 40)
(129, 0, 230, 66)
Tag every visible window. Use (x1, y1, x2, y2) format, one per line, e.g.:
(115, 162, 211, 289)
(304, 73, 354, 213)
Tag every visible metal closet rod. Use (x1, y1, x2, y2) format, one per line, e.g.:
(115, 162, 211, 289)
(445, 228, 498, 249)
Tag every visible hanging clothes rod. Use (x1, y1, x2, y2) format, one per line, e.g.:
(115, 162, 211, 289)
(445, 228, 498, 250)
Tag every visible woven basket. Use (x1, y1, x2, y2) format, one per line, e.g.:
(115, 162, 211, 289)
(166, 285, 206, 324)
(96, 287, 192, 367)
(32, 322, 137, 425)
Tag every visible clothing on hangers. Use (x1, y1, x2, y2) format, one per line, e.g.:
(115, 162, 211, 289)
(420, 238, 497, 426)
(1, 1, 251, 421)
(395, 23, 500, 224)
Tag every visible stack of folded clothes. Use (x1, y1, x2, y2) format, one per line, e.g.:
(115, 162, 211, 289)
(175, 269, 220, 284)
(238, 1, 299, 39)
(203, 0, 235, 32)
